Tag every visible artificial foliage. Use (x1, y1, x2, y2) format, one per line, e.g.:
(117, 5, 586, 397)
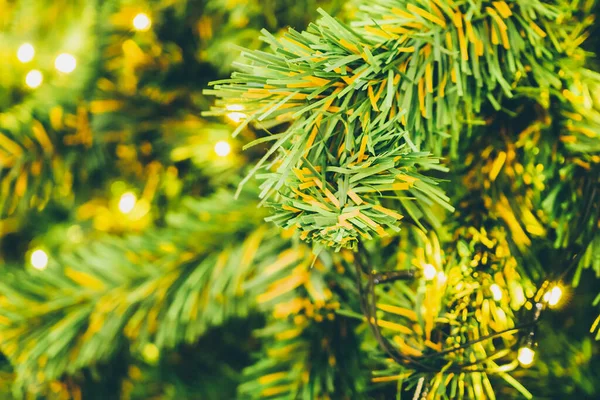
(0, 0, 599, 400)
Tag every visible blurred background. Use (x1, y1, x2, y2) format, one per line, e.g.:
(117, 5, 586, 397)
(0, 1, 352, 398)
(1, 0, 600, 399)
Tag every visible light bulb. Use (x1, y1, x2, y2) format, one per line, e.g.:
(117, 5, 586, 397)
(225, 104, 247, 123)
(226, 112, 247, 123)
(133, 13, 152, 31)
(142, 343, 159, 363)
(423, 264, 437, 281)
(436, 271, 447, 284)
(17, 43, 35, 63)
(55, 53, 77, 73)
(25, 70, 43, 88)
(214, 140, 231, 157)
(30, 249, 49, 270)
(543, 285, 563, 307)
(490, 284, 503, 301)
(517, 346, 535, 367)
(119, 192, 137, 214)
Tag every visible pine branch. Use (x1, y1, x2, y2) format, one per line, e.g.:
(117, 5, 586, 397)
(206, 1, 594, 251)
(0, 190, 296, 395)
(353, 226, 535, 399)
(0, 0, 109, 218)
(239, 259, 368, 399)
(206, 9, 456, 250)
(201, 0, 347, 73)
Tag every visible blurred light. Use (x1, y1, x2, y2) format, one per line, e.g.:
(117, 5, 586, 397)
(25, 70, 43, 88)
(543, 285, 563, 308)
(226, 112, 247, 123)
(133, 13, 152, 32)
(490, 284, 503, 301)
(214, 140, 231, 157)
(119, 192, 137, 214)
(517, 346, 535, 367)
(67, 225, 84, 243)
(225, 104, 247, 123)
(423, 264, 437, 281)
(30, 249, 48, 270)
(142, 343, 159, 363)
(17, 43, 35, 63)
(511, 284, 526, 308)
(436, 271, 447, 284)
(55, 53, 77, 73)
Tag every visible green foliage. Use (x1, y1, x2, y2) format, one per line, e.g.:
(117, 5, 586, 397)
(1, 0, 600, 399)
(0, 0, 109, 217)
(239, 262, 367, 399)
(200, 0, 346, 72)
(0, 190, 282, 396)
(207, 11, 453, 250)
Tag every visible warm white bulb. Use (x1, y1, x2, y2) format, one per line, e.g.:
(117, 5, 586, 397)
(25, 70, 43, 88)
(133, 13, 152, 31)
(17, 43, 35, 63)
(214, 140, 232, 157)
(226, 112, 247, 123)
(517, 346, 535, 367)
(30, 249, 49, 270)
(436, 271, 447, 284)
(225, 105, 247, 123)
(119, 192, 137, 214)
(423, 264, 437, 281)
(55, 53, 77, 73)
(544, 286, 563, 307)
(490, 284, 503, 302)
(142, 343, 160, 363)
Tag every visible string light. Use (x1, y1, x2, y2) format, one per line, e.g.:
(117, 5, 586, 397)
(55, 53, 77, 73)
(133, 13, 152, 32)
(543, 285, 563, 308)
(422, 264, 437, 281)
(17, 43, 35, 63)
(225, 104, 247, 123)
(118, 192, 137, 214)
(517, 346, 536, 367)
(25, 70, 43, 89)
(142, 343, 160, 363)
(436, 271, 447, 284)
(214, 140, 231, 157)
(30, 249, 49, 270)
(490, 284, 503, 301)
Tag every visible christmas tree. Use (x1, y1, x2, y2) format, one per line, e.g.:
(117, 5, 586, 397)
(1, 0, 599, 399)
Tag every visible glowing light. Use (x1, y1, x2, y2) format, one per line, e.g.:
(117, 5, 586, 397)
(54, 53, 77, 73)
(25, 70, 43, 88)
(214, 140, 231, 157)
(423, 264, 437, 281)
(543, 285, 563, 307)
(142, 343, 160, 363)
(511, 284, 526, 308)
(67, 225, 84, 243)
(30, 249, 49, 270)
(17, 43, 35, 63)
(225, 104, 247, 123)
(118, 192, 137, 214)
(436, 271, 447, 284)
(517, 346, 536, 367)
(490, 284, 503, 302)
(133, 13, 152, 31)
(226, 112, 247, 123)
